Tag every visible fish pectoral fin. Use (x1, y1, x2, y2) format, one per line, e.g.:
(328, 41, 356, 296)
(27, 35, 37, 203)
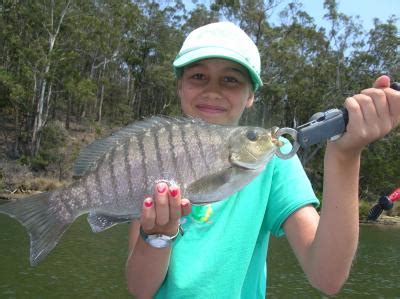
(87, 213, 133, 233)
(186, 168, 237, 198)
(186, 167, 263, 204)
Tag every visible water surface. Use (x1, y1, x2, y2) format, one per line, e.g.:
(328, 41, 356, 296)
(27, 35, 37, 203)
(1, 214, 399, 298)
(268, 224, 400, 298)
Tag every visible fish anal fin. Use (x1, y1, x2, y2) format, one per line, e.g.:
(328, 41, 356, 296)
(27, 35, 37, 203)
(87, 213, 133, 233)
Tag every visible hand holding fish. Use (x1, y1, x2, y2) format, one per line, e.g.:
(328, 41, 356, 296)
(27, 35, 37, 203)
(329, 75, 400, 155)
(140, 183, 191, 237)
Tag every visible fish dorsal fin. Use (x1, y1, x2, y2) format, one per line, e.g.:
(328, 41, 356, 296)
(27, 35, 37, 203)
(72, 115, 196, 178)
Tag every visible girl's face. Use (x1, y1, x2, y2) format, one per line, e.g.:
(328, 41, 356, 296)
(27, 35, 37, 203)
(177, 59, 255, 125)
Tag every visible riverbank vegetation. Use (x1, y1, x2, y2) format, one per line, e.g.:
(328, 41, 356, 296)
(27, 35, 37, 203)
(0, 0, 399, 217)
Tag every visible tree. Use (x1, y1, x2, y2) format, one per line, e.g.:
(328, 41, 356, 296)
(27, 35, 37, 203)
(30, 0, 72, 155)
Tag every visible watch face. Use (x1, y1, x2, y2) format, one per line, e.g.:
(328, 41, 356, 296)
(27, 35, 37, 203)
(149, 237, 171, 248)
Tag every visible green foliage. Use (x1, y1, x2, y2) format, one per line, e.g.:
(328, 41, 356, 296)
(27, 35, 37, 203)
(19, 122, 68, 171)
(0, 67, 26, 109)
(0, 169, 5, 193)
(360, 131, 400, 200)
(313, 190, 323, 212)
(89, 120, 104, 138)
(359, 200, 373, 220)
(0, 0, 399, 195)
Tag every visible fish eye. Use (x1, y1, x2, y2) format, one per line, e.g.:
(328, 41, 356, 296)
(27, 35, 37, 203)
(246, 130, 259, 141)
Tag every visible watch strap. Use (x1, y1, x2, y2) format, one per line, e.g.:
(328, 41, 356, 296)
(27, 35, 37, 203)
(140, 225, 184, 248)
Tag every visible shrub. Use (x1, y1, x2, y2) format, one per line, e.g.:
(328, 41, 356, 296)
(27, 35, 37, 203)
(359, 200, 373, 220)
(0, 169, 4, 193)
(23, 177, 65, 191)
(19, 121, 68, 172)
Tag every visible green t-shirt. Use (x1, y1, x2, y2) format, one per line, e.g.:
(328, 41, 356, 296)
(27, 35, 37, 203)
(155, 152, 319, 299)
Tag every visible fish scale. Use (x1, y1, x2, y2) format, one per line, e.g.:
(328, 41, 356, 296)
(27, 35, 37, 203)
(0, 116, 281, 265)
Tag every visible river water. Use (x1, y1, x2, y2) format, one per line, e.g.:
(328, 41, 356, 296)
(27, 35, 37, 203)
(0, 214, 399, 298)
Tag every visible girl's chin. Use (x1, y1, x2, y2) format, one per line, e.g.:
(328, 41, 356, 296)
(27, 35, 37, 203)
(196, 109, 225, 120)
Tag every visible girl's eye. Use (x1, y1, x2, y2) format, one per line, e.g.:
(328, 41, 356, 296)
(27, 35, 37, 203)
(191, 73, 205, 80)
(223, 76, 239, 83)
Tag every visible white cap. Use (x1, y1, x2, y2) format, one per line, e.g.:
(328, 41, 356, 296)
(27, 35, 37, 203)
(173, 22, 263, 91)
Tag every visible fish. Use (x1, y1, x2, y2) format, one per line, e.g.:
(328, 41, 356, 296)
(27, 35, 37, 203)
(0, 116, 282, 266)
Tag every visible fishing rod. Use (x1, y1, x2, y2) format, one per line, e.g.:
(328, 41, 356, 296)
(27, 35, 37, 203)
(368, 188, 400, 221)
(274, 82, 400, 159)
(273, 81, 400, 221)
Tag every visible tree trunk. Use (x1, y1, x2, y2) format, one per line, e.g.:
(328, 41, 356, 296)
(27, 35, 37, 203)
(30, 0, 71, 156)
(31, 74, 48, 155)
(98, 83, 105, 123)
(11, 107, 20, 158)
(66, 95, 72, 130)
(97, 57, 108, 123)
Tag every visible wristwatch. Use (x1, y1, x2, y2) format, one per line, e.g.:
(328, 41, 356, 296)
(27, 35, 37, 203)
(139, 225, 184, 248)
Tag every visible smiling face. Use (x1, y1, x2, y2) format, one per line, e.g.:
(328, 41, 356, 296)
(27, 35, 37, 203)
(177, 59, 255, 125)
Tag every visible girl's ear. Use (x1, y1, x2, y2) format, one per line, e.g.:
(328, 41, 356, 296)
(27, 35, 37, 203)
(245, 93, 255, 108)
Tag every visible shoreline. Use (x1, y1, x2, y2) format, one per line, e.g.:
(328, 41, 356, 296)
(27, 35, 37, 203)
(2, 194, 400, 227)
(360, 215, 400, 226)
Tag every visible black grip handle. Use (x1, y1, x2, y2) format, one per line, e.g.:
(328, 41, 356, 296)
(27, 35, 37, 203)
(297, 82, 400, 148)
(391, 82, 400, 91)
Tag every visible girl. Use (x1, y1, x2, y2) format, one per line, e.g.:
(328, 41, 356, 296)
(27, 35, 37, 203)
(126, 22, 400, 298)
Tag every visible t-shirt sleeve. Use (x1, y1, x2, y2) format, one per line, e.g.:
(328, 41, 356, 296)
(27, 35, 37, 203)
(264, 141, 320, 237)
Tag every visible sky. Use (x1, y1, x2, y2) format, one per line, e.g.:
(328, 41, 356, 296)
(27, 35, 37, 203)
(272, 0, 399, 31)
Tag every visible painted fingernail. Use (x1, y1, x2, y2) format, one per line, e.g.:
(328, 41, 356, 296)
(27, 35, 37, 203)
(144, 200, 153, 208)
(181, 201, 189, 208)
(170, 187, 179, 198)
(157, 183, 167, 194)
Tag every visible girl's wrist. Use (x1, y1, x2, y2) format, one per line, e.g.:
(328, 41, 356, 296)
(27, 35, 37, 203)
(141, 220, 181, 237)
(325, 142, 362, 164)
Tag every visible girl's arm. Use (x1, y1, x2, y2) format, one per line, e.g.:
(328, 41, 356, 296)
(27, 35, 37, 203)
(125, 183, 191, 298)
(126, 220, 173, 298)
(283, 145, 360, 295)
(284, 75, 400, 295)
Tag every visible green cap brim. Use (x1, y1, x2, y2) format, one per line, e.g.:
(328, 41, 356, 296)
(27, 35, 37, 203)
(173, 47, 263, 91)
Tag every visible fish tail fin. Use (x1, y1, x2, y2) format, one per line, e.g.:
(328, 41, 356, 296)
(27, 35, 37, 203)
(0, 192, 74, 266)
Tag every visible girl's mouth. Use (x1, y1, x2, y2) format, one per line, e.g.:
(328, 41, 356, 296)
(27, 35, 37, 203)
(196, 104, 227, 114)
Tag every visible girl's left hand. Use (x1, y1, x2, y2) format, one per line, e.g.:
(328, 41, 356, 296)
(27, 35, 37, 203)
(331, 75, 400, 155)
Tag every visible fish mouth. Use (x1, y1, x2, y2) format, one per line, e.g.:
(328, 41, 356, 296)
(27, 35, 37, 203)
(271, 127, 284, 147)
(272, 138, 284, 148)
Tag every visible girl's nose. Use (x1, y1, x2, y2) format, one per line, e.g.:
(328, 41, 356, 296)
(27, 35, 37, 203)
(202, 80, 223, 100)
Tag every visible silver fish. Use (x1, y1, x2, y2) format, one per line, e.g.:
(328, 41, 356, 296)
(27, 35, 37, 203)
(0, 116, 282, 265)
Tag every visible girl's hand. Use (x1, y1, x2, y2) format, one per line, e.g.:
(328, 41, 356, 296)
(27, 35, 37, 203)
(140, 182, 192, 236)
(330, 75, 400, 156)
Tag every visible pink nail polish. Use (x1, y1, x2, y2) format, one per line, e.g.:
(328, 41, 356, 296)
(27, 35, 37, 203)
(181, 201, 189, 208)
(170, 188, 179, 198)
(157, 184, 167, 194)
(144, 200, 153, 208)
